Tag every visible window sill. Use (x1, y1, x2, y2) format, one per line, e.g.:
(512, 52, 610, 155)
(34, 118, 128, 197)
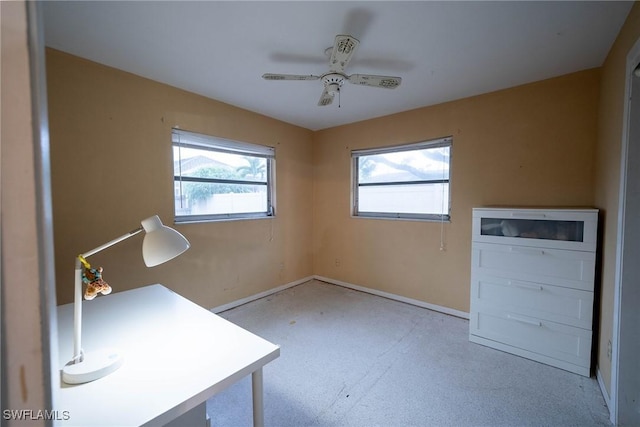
(175, 214, 275, 225)
(351, 214, 451, 223)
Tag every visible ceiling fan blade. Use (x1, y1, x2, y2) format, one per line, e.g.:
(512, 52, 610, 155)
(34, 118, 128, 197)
(318, 87, 335, 106)
(348, 74, 402, 89)
(329, 35, 359, 72)
(262, 73, 320, 81)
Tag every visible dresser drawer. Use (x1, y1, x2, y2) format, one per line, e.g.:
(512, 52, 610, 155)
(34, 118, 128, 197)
(471, 242, 595, 291)
(469, 308, 592, 369)
(472, 208, 598, 251)
(470, 274, 593, 329)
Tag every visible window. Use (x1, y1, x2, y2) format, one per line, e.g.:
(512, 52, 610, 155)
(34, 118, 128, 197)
(172, 129, 275, 222)
(352, 137, 451, 221)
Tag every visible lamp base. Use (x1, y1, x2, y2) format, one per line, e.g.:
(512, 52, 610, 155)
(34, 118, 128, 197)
(62, 348, 124, 385)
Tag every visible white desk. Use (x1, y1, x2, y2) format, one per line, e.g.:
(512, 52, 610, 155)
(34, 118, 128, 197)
(55, 284, 280, 426)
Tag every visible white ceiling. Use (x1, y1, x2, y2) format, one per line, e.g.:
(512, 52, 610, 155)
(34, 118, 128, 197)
(43, 1, 633, 131)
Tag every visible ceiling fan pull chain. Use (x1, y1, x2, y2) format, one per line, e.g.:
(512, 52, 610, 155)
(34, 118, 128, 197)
(338, 87, 341, 108)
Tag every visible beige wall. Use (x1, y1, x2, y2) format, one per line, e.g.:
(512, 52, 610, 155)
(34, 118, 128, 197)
(47, 49, 314, 308)
(313, 69, 600, 312)
(48, 48, 601, 315)
(594, 3, 640, 397)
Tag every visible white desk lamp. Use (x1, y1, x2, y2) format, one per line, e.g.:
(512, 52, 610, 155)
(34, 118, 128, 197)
(62, 215, 190, 385)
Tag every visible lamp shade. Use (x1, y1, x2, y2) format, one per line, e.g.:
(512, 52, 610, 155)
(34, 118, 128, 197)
(141, 215, 190, 267)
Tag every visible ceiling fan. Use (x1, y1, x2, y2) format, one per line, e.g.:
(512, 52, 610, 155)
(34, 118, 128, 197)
(262, 34, 402, 107)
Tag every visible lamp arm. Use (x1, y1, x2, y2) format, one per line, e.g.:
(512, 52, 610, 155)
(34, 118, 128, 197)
(80, 227, 144, 258)
(71, 226, 144, 363)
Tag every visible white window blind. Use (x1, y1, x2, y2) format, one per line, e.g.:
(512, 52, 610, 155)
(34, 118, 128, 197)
(172, 129, 275, 158)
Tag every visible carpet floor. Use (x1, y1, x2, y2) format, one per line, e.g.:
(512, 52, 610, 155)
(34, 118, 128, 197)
(206, 279, 610, 427)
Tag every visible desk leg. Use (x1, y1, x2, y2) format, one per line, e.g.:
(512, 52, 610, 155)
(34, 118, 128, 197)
(252, 368, 264, 427)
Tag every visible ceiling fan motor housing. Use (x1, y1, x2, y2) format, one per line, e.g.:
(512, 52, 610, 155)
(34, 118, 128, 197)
(322, 73, 345, 94)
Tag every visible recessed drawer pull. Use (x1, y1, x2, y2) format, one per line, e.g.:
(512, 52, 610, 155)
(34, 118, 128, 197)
(509, 280, 543, 291)
(507, 314, 542, 327)
(509, 246, 545, 256)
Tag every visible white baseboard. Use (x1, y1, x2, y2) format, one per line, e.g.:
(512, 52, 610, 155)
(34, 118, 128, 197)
(210, 276, 314, 313)
(596, 366, 611, 412)
(314, 275, 470, 320)
(210, 275, 470, 319)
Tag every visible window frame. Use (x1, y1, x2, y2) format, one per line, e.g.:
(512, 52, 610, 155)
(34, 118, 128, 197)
(172, 129, 275, 223)
(351, 137, 452, 222)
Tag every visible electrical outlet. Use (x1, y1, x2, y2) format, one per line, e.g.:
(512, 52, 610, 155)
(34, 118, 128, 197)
(279, 262, 284, 271)
(607, 339, 612, 361)
(335, 258, 341, 267)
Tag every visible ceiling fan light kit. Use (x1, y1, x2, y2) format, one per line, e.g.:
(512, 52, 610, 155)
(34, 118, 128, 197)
(263, 34, 402, 107)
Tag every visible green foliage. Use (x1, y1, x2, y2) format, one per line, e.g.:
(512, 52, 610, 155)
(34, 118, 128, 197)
(236, 156, 266, 180)
(358, 158, 377, 179)
(360, 147, 450, 181)
(183, 166, 250, 202)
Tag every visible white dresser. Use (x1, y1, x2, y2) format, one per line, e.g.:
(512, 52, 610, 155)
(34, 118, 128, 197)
(469, 207, 598, 376)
